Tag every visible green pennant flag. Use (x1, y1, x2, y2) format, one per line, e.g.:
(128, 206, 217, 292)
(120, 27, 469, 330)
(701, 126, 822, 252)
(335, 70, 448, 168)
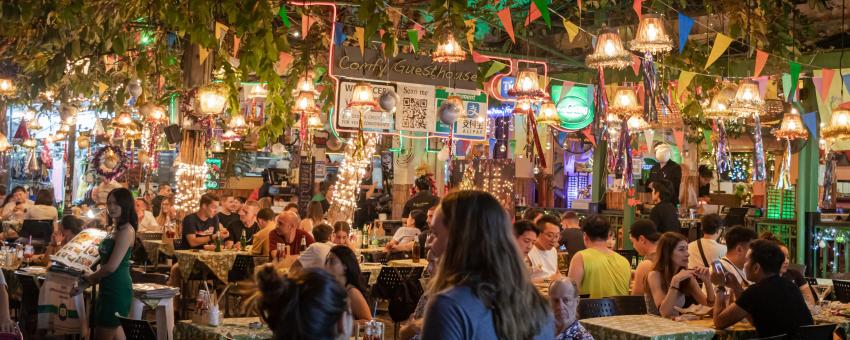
(788, 61, 802, 101)
(407, 29, 419, 52)
(703, 129, 712, 153)
(278, 6, 290, 28)
(532, 0, 551, 28)
(485, 61, 507, 78)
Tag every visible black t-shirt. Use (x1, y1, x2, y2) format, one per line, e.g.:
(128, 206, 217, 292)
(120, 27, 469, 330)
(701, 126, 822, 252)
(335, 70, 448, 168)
(180, 213, 220, 250)
(699, 183, 710, 197)
(782, 269, 806, 288)
(227, 220, 260, 244)
(402, 191, 439, 218)
(151, 195, 166, 217)
(650, 201, 682, 234)
(559, 228, 586, 256)
(736, 275, 813, 337)
(217, 212, 240, 231)
(648, 161, 682, 204)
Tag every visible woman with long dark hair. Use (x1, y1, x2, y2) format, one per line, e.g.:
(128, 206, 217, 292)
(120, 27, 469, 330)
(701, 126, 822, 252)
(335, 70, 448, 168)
(645, 232, 715, 318)
(26, 189, 58, 222)
(649, 179, 682, 234)
(422, 190, 553, 339)
(325, 245, 371, 322)
(256, 265, 352, 340)
(71, 188, 137, 339)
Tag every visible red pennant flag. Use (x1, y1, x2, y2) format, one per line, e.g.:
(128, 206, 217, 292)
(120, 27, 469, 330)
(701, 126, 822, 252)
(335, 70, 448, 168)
(232, 36, 241, 57)
(378, 29, 385, 38)
(636, 83, 645, 106)
(302, 15, 317, 39)
(578, 0, 582, 16)
(471, 51, 491, 63)
(277, 52, 293, 75)
(582, 127, 596, 146)
(821, 68, 835, 103)
(631, 54, 641, 76)
(497, 8, 516, 43)
(673, 129, 685, 154)
(525, 2, 541, 26)
(413, 23, 426, 39)
(633, 0, 643, 20)
(753, 50, 769, 77)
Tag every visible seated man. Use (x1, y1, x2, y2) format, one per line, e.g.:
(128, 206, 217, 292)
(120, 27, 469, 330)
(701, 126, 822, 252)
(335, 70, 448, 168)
(688, 213, 727, 269)
(295, 223, 335, 269)
(559, 211, 585, 256)
(718, 226, 758, 297)
(251, 208, 281, 257)
(549, 278, 594, 340)
(225, 200, 261, 248)
(180, 193, 229, 250)
(528, 215, 562, 282)
(567, 215, 631, 298)
(713, 240, 813, 338)
(513, 220, 540, 270)
(628, 219, 659, 296)
(268, 211, 315, 258)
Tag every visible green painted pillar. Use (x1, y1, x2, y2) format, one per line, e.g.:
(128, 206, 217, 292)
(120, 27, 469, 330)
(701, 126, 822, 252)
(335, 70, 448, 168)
(591, 140, 607, 205)
(795, 102, 818, 264)
(623, 193, 635, 249)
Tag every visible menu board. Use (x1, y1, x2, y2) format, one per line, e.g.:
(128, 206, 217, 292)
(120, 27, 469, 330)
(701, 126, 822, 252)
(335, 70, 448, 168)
(337, 81, 396, 131)
(51, 228, 109, 274)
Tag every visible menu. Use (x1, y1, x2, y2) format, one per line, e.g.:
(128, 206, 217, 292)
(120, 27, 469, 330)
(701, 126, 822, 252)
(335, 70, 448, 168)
(50, 228, 108, 274)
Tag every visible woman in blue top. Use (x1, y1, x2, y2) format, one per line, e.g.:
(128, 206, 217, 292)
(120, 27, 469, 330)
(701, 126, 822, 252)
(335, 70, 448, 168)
(422, 190, 554, 340)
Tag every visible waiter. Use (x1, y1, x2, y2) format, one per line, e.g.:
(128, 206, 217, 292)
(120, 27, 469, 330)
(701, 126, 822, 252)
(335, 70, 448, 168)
(402, 176, 439, 218)
(647, 144, 682, 205)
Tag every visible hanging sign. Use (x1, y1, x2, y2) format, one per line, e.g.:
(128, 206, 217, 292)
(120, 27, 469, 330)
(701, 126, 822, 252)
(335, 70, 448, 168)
(336, 80, 396, 131)
(432, 88, 488, 140)
(332, 46, 479, 90)
(395, 83, 436, 133)
(551, 84, 594, 130)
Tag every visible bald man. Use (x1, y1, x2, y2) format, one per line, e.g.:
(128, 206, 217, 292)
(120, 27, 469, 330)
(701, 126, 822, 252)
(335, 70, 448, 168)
(549, 278, 593, 339)
(268, 211, 315, 258)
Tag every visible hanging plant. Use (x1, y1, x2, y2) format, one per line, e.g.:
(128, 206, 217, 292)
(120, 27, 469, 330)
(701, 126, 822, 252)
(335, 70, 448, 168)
(92, 144, 128, 180)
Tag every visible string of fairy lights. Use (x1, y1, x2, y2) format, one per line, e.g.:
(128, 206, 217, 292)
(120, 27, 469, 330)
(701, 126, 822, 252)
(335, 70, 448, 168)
(173, 162, 209, 214)
(328, 133, 378, 223)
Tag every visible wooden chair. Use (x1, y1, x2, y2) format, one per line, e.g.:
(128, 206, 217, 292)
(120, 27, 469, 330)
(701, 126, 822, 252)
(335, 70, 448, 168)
(832, 279, 850, 303)
(577, 298, 617, 319)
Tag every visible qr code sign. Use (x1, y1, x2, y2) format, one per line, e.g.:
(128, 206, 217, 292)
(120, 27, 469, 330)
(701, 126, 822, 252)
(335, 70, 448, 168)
(401, 97, 428, 130)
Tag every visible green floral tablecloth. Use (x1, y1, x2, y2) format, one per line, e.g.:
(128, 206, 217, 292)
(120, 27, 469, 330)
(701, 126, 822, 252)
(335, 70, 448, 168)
(579, 315, 715, 340)
(142, 240, 175, 263)
(175, 250, 248, 284)
(174, 317, 272, 340)
(683, 318, 757, 340)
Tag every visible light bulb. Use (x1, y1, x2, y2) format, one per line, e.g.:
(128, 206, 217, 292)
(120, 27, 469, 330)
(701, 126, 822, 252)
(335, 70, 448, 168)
(646, 23, 659, 41)
(499, 145, 506, 152)
(444, 42, 454, 53)
(604, 40, 616, 56)
(533, 166, 540, 175)
(742, 89, 753, 101)
(838, 113, 849, 126)
(477, 116, 485, 123)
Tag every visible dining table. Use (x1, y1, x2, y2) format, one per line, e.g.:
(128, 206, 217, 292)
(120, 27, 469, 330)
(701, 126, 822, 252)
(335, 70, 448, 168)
(141, 239, 176, 263)
(387, 259, 429, 268)
(174, 317, 272, 340)
(682, 318, 757, 340)
(175, 249, 251, 284)
(579, 314, 716, 340)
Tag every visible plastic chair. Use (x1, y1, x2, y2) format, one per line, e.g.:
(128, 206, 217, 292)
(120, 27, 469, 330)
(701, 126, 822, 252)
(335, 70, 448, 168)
(577, 298, 617, 319)
(227, 254, 256, 283)
(611, 295, 647, 315)
(130, 270, 169, 285)
(116, 314, 157, 340)
(832, 279, 850, 303)
(792, 323, 836, 340)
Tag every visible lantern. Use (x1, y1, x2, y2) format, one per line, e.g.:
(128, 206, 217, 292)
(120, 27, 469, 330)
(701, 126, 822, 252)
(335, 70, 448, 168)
(508, 69, 547, 103)
(197, 84, 228, 115)
(627, 114, 650, 133)
(228, 114, 249, 135)
(512, 101, 533, 115)
(730, 79, 764, 119)
(536, 101, 560, 126)
(432, 33, 466, 63)
(608, 87, 642, 116)
(248, 84, 268, 99)
(629, 14, 673, 54)
(140, 102, 168, 124)
(0, 77, 14, 96)
(773, 105, 808, 141)
(114, 111, 135, 129)
(586, 29, 632, 70)
(307, 112, 324, 130)
(348, 82, 379, 111)
(293, 91, 319, 115)
(823, 105, 850, 143)
(704, 83, 739, 120)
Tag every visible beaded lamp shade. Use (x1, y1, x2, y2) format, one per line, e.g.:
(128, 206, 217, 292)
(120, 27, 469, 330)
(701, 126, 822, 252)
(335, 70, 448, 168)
(586, 29, 632, 70)
(432, 33, 466, 63)
(823, 106, 850, 143)
(773, 105, 808, 141)
(704, 83, 739, 120)
(347, 82, 379, 111)
(608, 87, 642, 116)
(508, 68, 547, 103)
(536, 101, 560, 126)
(629, 14, 673, 54)
(730, 80, 765, 119)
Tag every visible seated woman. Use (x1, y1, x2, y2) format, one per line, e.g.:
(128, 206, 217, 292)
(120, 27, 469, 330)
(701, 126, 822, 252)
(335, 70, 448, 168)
(325, 245, 371, 323)
(155, 197, 177, 234)
(549, 278, 594, 340)
(256, 265, 353, 340)
(646, 232, 715, 318)
(45, 215, 84, 257)
(385, 210, 426, 254)
(761, 232, 816, 305)
(25, 189, 58, 223)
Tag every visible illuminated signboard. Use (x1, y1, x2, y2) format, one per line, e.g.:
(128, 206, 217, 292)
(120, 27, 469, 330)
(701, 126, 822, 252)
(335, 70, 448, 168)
(550, 84, 594, 130)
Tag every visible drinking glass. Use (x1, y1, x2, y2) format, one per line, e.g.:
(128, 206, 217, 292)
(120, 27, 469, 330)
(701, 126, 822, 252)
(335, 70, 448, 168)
(23, 245, 33, 267)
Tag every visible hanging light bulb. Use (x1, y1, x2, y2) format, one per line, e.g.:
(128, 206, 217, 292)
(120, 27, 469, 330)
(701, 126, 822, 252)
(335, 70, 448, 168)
(348, 82, 379, 111)
(608, 87, 642, 116)
(704, 82, 739, 120)
(730, 79, 764, 118)
(432, 33, 467, 63)
(0, 77, 14, 96)
(197, 83, 228, 115)
(113, 110, 135, 129)
(773, 104, 808, 140)
(307, 112, 324, 130)
(627, 114, 650, 133)
(228, 114, 249, 135)
(823, 105, 850, 143)
(629, 14, 673, 54)
(536, 101, 561, 126)
(586, 28, 632, 69)
(293, 91, 320, 115)
(221, 129, 241, 142)
(508, 69, 547, 103)
(295, 73, 317, 94)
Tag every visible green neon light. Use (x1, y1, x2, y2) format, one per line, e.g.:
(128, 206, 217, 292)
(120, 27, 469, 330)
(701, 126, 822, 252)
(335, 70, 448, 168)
(169, 93, 178, 123)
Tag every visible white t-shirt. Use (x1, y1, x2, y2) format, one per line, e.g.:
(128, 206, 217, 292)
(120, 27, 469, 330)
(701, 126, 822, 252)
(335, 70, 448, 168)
(527, 246, 558, 281)
(392, 226, 421, 245)
(25, 204, 58, 221)
(687, 238, 727, 269)
(299, 241, 334, 269)
(137, 211, 160, 233)
(720, 256, 750, 286)
(2, 200, 33, 219)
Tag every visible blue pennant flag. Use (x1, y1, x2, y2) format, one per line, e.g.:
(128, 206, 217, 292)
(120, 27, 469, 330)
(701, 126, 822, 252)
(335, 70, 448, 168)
(802, 111, 818, 138)
(678, 14, 694, 54)
(843, 74, 850, 96)
(333, 22, 346, 46)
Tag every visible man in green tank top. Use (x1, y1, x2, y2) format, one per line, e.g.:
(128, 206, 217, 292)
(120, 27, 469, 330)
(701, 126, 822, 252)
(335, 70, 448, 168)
(566, 215, 632, 298)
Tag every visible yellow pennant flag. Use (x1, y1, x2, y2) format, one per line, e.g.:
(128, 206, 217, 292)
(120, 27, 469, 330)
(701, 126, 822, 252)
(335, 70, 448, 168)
(563, 19, 579, 43)
(704, 33, 733, 70)
(538, 75, 549, 90)
(465, 19, 476, 53)
(199, 46, 210, 64)
(677, 70, 696, 97)
(215, 22, 228, 41)
(354, 27, 365, 56)
(97, 82, 108, 95)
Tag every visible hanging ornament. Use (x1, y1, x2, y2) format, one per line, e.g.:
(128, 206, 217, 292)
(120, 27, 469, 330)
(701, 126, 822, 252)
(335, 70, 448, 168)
(22, 138, 37, 149)
(618, 120, 634, 189)
(222, 129, 241, 142)
(640, 52, 661, 122)
(439, 96, 463, 125)
(714, 120, 732, 175)
(773, 105, 809, 141)
(609, 87, 642, 117)
(508, 69, 547, 103)
(704, 82, 739, 120)
(626, 114, 650, 133)
(92, 144, 128, 180)
(379, 90, 399, 113)
(127, 78, 143, 98)
(432, 33, 466, 63)
(536, 101, 561, 126)
(629, 14, 674, 54)
(228, 114, 249, 135)
(348, 82, 379, 111)
(730, 79, 764, 119)
(0, 77, 15, 97)
(248, 84, 268, 99)
(822, 105, 850, 143)
(586, 28, 632, 70)
(823, 151, 838, 209)
(196, 83, 228, 115)
(752, 114, 766, 181)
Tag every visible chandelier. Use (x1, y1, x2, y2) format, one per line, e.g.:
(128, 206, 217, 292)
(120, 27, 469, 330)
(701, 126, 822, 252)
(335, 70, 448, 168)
(629, 14, 673, 54)
(586, 29, 632, 70)
(608, 87, 642, 116)
(704, 82, 739, 120)
(823, 105, 850, 143)
(432, 33, 466, 63)
(536, 101, 560, 126)
(508, 69, 547, 103)
(730, 79, 764, 119)
(348, 82, 379, 111)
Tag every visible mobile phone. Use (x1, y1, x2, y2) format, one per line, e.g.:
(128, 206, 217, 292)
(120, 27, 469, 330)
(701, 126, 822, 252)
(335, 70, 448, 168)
(712, 260, 725, 275)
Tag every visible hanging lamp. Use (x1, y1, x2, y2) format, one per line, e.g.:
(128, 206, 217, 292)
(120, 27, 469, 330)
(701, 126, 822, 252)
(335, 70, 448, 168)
(307, 112, 324, 130)
(627, 114, 650, 133)
(295, 73, 317, 94)
(432, 33, 466, 63)
(348, 82, 379, 111)
(704, 82, 739, 120)
(512, 101, 534, 115)
(228, 114, 249, 135)
(536, 101, 561, 126)
(292, 91, 320, 115)
(0, 77, 14, 96)
(197, 83, 228, 115)
(586, 28, 632, 70)
(0, 133, 9, 152)
(608, 87, 643, 116)
(629, 14, 674, 54)
(823, 105, 850, 143)
(508, 69, 547, 103)
(730, 79, 764, 118)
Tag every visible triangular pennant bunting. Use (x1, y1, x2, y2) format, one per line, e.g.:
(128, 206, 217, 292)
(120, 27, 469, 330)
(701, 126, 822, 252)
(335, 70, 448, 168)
(677, 13, 694, 54)
(302, 15, 317, 39)
(631, 54, 641, 76)
(563, 20, 579, 43)
(802, 111, 818, 137)
(525, 1, 541, 27)
(232, 35, 241, 57)
(532, 0, 551, 28)
(633, 0, 643, 20)
(333, 22, 346, 46)
(497, 8, 516, 43)
(278, 5, 290, 28)
(754, 50, 768, 77)
(485, 61, 507, 78)
(754, 76, 769, 99)
(354, 27, 365, 56)
(781, 73, 792, 100)
(277, 52, 293, 74)
(407, 29, 419, 52)
(677, 71, 695, 97)
(788, 61, 801, 101)
(821, 68, 835, 103)
(842, 74, 850, 96)
(215, 22, 228, 42)
(704, 33, 733, 70)
(582, 127, 596, 146)
(198, 47, 210, 64)
(559, 81, 575, 103)
(813, 77, 824, 102)
(414, 23, 426, 39)
(471, 51, 491, 63)
(673, 130, 685, 155)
